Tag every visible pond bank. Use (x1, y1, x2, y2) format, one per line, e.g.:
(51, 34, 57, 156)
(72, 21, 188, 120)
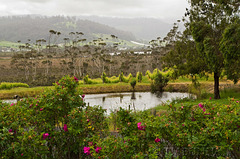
(0, 81, 238, 100)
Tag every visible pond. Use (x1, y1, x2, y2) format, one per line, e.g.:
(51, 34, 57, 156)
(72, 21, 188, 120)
(3, 92, 193, 114)
(84, 92, 192, 114)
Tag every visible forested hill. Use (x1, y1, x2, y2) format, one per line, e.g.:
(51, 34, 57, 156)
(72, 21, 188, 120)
(0, 15, 136, 43)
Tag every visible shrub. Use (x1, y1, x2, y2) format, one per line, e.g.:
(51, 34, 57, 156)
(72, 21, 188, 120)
(119, 72, 132, 83)
(136, 72, 143, 83)
(83, 75, 101, 84)
(1, 75, 239, 158)
(130, 79, 137, 90)
(101, 72, 120, 83)
(0, 82, 29, 90)
(151, 72, 169, 93)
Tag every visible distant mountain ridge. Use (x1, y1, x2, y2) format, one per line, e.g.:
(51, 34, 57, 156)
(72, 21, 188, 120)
(0, 15, 136, 43)
(78, 15, 173, 40)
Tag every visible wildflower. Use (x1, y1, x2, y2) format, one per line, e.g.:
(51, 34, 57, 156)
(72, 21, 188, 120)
(43, 133, 49, 140)
(63, 124, 68, 132)
(21, 153, 23, 156)
(40, 108, 43, 111)
(83, 147, 91, 155)
(203, 108, 206, 112)
(74, 76, 78, 82)
(155, 138, 161, 143)
(198, 103, 203, 109)
(209, 97, 212, 100)
(82, 94, 85, 98)
(182, 124, 185, 127)
(95, 146, 102, 153)
(56, 82, 59, 85)
(9, 129, 13, 132)
(10, 103, 14, 106)
(137, 122, 145, 130)
(237, 101, 239, 103)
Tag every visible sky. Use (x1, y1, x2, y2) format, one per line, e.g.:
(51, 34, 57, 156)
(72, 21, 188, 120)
(0, 0, 189, 23)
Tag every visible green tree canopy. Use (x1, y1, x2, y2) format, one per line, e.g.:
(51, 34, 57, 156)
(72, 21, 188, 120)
(163, 0, 239, 99)
(220, 21, 240, 84)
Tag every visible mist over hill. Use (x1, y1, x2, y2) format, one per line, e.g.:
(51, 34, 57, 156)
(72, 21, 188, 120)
(78, 15, 173, 40)
(0, 15, 136, 43)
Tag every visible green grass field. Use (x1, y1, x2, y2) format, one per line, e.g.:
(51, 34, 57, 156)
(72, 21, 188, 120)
(0, 41, 22, 48)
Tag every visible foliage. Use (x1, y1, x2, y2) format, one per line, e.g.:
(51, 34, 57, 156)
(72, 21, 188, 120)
(83, 75, 102, 84)
(162, 0, 239, 99)
(220, 21, 240, 84)
(130, 79, 137, 90)
(119, 72, 132, 83)
(136, 72, 143, 83)
(188, 0, 239, 99)
(101, 72, 120, 83)
(0, 76, 108, 158)
(146, 69, 159, 80)
(0, 76, 240, 158)
(0, 82, 29, 90)
(151, 72, 169, 93)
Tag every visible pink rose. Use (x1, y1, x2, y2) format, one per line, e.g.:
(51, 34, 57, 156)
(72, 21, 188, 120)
(74, 76, 78, 82)
(43, 133, 49, 140)
(63, 124, 68, 132)
(95, 146, 102, 153)
(155, 138, 161, 143)
(83, 147, 91, 155)
(137, 122, 145, 130)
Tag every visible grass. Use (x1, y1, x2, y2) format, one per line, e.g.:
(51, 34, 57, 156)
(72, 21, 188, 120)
(0, 71, 237, 100)
(0, 86, 53, 99)
(92, 33, 140, 48)
(150, 87, 240, 114)
(0, 41, 22, 48)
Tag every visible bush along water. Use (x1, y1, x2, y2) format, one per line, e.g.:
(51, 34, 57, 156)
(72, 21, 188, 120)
(151, 72, 169, 93)
(0, 76, 108, 158)
(0, 82, 29, 90)
(0, 76, 240, 158)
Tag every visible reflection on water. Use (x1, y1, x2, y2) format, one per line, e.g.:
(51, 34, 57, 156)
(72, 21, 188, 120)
(84, 92, 192, 114)
(3, 92, 193, 115)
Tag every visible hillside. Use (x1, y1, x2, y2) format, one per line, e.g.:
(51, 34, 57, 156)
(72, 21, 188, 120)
(78, 16, 173, 40)
(0, 15, 136, 43)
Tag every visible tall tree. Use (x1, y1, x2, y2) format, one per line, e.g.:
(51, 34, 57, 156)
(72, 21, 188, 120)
(171, 0, 240, 99)
(220, 20, 240, 84)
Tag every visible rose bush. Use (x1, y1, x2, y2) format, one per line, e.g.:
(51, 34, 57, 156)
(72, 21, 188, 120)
(0, 75, 239, 158)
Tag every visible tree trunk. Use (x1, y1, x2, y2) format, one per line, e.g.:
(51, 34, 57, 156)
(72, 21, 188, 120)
(214, 72, 220, 99)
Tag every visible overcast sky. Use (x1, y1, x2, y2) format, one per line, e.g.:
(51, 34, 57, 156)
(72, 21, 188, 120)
(0, 0, 189, 22)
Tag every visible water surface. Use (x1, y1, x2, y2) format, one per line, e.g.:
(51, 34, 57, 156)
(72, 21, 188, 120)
(84, 92, 192, 114)
(3, 92, 193, 114)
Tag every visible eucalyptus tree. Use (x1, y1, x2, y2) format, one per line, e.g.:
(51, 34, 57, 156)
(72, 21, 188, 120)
(186, 0, 240, 99)
(12, 41, 38, 81)
(220, 20, 240, 84)
(41, 30, 60, 79)
(64, 31, 85, 76)
(150, 22, 180, 71)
